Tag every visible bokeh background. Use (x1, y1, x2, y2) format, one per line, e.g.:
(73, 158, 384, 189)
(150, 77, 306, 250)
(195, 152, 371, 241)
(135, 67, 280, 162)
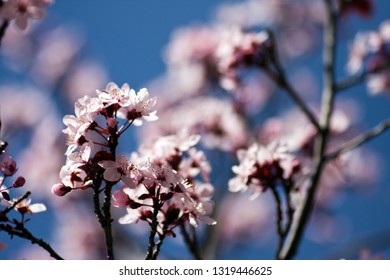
(1, 0, 390, 260)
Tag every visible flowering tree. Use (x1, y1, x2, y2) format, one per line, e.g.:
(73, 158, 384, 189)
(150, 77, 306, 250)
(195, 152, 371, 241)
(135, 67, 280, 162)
(0, 0, 389, 260)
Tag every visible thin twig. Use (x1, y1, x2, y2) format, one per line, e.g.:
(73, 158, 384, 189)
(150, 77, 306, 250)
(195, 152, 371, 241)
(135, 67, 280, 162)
(335, 62, 390, 92)
(152, 225, 168, 260)
(1, 191, 31, 216)
(145, 198, 160, 260)
(270, 187, 284, 256)
(102, 182, 115, 260)
(268, 32, 321, 132)
(0, 19, 9, 48)
(325, 118, 390, 161)
(0, 223, 63, 260)
(277, 0, 338, 260)
(180, 223, 202, 260)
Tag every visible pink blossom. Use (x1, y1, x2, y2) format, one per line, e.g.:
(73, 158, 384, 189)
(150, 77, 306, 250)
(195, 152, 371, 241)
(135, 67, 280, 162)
(229, 142, 300, 199)
(62, 95, 103, 155)
(117, 87, 158, 126)
(2, 197, 46, 215)
(96, 82, 132, 108)
(215, 0, 324, 58)
(99, 156, 136, 188)
(346, 20, 390, 95)
(216, 28, 272, 90)
(0, 0, 53, 30)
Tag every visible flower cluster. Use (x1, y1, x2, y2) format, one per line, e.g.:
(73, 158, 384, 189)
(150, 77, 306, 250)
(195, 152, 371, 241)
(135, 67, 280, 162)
(52, 82, 158, 196)
(142, 96, 248, 153)
(112, 130, 216, 233)
(0, 151, 45, 224)
(0, 0, 53, 30)
(347, 20, 390, 95)
(216, 28, 273, 90)
(229, 142, 300, 200)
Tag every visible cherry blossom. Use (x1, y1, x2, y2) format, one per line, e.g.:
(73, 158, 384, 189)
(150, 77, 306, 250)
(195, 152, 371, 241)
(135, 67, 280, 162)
(111, 131, 216, 233)
(216, 28, 272, 90)
(98, 156, 136, 188)
(0, 0, 53, 30)
(117, 87, 158, 126)
(347, 20, 390, 95)
(2, 197, 46, 215)
(229, 142, 300, 199)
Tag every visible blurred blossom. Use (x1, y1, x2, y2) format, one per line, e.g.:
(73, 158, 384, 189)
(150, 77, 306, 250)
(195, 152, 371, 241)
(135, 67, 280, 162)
(347, 20, 390, 95)
(0, 0, 53, 30)
(0, 84, 51, 132)
(1, 24, 35, 71)
(307, 213, 350, 244)
(18, 116, 64, 199)
(216, 28, 273, 91)
(52, 207, 105, 259)
(164, 25, 219, 67)
(218, 193, 273, 242)
(19, 205, 105, 259)
(141, 97, 248, 153)
(63, 60, 109, 103)
(30, 26, 85, 87)
(162, 25, 222, 97)
(214, 0, 325, 59)
(228, 142, 301, 199)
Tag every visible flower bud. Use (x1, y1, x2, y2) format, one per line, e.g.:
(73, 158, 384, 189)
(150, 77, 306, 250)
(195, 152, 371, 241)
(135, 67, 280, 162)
(12, 176, 26, 188)
(0, 156, 17, 176)
(51, 183, 71, 197)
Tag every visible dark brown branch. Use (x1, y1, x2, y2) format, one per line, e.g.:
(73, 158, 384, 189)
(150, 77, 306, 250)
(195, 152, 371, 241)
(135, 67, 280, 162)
(0, 19, 9, 48)
(145, 198, 160, 260)
(0, 223, 63, 260)
(2, 191, 31, 216)
(102, 182, 115, 260)
(271, 187, 284, 256)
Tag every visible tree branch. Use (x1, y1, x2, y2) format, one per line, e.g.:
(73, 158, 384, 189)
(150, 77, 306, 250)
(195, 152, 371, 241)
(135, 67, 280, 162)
(277, 0, 337, 260)
(268, 33, 321, 131)
(0, 19, 9, 48)
(180, 223, 202, 260)
(0, 222, 63, 260)
(335, 62, 390, 92)
(325, 118, 390, 161)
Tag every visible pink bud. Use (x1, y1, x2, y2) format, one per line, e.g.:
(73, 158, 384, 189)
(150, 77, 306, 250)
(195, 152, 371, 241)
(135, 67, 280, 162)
(12, 176, 26, 188)
(51, 183, 71, 197)
(0, 156, 17, 176)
